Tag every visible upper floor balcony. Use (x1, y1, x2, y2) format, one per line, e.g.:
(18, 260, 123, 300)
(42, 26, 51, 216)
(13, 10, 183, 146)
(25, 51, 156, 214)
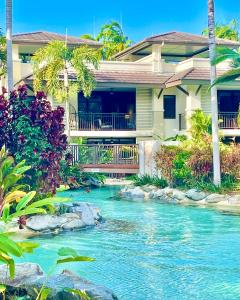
(70, 112, 136, 131)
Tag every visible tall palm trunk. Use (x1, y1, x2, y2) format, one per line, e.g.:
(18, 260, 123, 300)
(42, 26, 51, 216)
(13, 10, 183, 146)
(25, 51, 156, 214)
(63, 61, 70, 139)
(6, 0, 13, 92)
(208, 0, 221, 185)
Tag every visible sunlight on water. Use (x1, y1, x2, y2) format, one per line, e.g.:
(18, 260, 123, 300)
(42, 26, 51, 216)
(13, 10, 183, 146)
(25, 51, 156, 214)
(20, 186, 240, 300)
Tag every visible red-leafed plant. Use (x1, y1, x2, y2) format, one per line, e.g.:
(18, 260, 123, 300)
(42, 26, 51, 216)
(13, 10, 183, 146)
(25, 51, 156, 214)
(1, 85, 68, 194)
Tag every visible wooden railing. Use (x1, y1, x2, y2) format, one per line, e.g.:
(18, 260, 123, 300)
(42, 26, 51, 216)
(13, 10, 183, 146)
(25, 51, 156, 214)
(69, 144, 139, 166)
(219, 112, 239, 129)
(70, 113, 136, 131)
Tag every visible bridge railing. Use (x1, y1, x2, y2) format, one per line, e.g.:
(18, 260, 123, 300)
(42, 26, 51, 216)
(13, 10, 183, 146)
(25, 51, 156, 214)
(68, 144, 139, 166)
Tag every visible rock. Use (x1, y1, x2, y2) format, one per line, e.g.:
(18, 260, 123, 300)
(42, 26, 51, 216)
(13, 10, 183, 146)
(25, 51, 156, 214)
(26, 213, 81, 232)
(85, 177, 103, 187)
(152, 189, 165, 198)
(26, 203, 102, 232)
(172, 190, 186, 201)
(141, 185, 157, 193)
(0, 263, 44, 285)
(205, 194, 227, 203)
(0, 263, 118, 300)
(228, 195, 240, 205)
(185, 189, 207, 201)
(130, 187, 145, 198)
(70, 202, 101, 225)
(162, 187, 174, 196)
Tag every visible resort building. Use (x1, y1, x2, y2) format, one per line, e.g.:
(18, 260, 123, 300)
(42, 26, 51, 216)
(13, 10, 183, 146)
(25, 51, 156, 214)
(6, 30, 240, 145)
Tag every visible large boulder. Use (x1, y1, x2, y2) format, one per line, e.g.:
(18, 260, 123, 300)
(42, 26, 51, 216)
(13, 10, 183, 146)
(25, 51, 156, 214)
(185, 189, 207, 201)
(0, 263, 118, 300)
(26, 202, 102, 233)
(172, 190, 186, 201)
(130, 186, 145, 198)
(205, 194, 227, 204)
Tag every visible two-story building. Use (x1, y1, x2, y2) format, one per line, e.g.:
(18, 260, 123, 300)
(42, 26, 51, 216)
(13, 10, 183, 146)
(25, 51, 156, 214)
(7, 30, 240, 145)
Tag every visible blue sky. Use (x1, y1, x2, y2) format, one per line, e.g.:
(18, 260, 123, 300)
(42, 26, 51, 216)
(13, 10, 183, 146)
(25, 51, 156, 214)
(0, 0, 239, 42)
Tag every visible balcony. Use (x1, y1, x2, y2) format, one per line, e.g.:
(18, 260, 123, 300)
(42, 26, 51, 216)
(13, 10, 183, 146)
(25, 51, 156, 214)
(219, 112, 239, 129)
(70, 113, 136, 131)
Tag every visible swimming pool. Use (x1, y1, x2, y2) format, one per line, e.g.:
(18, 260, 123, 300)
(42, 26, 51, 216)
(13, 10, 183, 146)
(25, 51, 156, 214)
(21, 186, 240, 300)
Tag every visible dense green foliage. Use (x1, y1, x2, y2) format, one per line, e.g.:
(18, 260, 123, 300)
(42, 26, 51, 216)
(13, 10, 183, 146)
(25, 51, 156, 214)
(132, 175, 168, 189)
(81, 21, 131, 60)
(202, 19, 239, 41)
(156, 110, 240, 192)
(0, 86, 68, 194)
(0, 145, 68, 279)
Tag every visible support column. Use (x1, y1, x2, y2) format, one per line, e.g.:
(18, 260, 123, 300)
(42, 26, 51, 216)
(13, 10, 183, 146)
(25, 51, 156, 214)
(138, 140, 161, 177)
(152, 89, 164, 139)
(185, 85, 201, 133)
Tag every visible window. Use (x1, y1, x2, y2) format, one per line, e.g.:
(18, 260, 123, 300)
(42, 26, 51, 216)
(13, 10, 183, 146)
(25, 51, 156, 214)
(164, 95, 176, 119)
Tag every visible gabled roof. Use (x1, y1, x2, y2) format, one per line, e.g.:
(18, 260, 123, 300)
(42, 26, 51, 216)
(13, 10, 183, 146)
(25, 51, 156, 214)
(115, 31, 240, 59)
(144, 31, 240, 46)
(71, 70, 172, 87)
(165, 67, 238, 87)
(13, 31, 101, 47)
(20, 70, 173, 88)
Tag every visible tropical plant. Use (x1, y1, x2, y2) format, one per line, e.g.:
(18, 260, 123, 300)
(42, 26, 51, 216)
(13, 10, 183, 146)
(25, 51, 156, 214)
(0, 87, 11, 149)
(203, 19, 239, 41)
(212, 47, 240, 86)
(32, 41, 100, 138)
(0, 146, 69, 281)
(132, 175, 168, 188)
(190, 109, 212, 141)
(81, 21, 131, 61)
(208, 0, 221, 186)
(5, 86, 68, 194)
(80, 34, 96, 41)
(96, 21, 131, 60)
(6, 0, 13, 91)
(0, 31, 6, 78)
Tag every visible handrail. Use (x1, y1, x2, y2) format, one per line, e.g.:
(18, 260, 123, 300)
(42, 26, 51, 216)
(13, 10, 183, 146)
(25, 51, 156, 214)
(70, 112, 136, 131)
(218, 112, 239, 129)
(68, 144, 139, 165)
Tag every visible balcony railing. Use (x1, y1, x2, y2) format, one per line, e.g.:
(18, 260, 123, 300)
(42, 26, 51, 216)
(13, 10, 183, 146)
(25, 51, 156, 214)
(219, 112, 239, 129)
(69, 144, 139, 165)
(70, 113, 136, 131)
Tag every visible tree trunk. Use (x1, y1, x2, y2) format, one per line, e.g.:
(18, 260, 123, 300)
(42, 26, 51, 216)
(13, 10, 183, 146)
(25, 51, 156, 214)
(208, 0, 221, 186)
(63, 62, 70, 140)
(6, 0, 13, 92)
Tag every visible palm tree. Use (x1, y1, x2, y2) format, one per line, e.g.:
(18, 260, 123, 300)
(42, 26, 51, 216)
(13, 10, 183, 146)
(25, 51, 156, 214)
(203, 19, 239, 41)
(32, 41, 99, 138)
(81, 21, 131, 60)
(208, 0, 221, 186)
(212, 48, 240, 85)
(6, 0, 13, 91)
(97, 21, 131, 60)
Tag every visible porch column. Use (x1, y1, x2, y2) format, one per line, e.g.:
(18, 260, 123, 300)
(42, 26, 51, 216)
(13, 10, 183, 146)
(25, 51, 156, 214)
(152, 89, 165, 139)
(185, 85, 201, 134)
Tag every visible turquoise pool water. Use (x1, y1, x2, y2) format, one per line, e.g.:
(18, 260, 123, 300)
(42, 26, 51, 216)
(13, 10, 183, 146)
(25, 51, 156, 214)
(21, 186, 240, 300)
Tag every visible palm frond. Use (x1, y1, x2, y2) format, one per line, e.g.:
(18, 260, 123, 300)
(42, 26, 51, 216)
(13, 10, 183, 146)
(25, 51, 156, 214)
(212, 68, 240, 86)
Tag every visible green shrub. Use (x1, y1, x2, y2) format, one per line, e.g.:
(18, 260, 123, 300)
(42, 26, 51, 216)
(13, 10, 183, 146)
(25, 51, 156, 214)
(132, 175, 168, 188)
(172, 150, 192, 187)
